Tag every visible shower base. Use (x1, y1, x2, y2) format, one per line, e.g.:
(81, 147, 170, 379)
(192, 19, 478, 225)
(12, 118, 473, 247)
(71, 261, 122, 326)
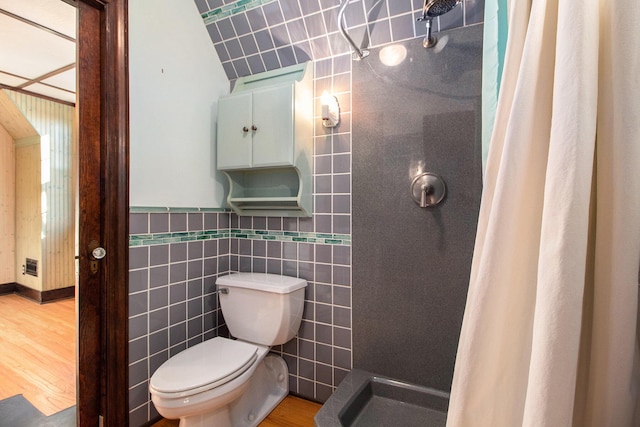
(314, 369, 449, 427)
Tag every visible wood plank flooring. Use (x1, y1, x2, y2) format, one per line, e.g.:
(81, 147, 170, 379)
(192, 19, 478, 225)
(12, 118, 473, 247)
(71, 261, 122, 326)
(259, 396, 321, 427)
(0, 293, 321, 424)
(0, 294, 76, 416)
(152, 395, 321, 427)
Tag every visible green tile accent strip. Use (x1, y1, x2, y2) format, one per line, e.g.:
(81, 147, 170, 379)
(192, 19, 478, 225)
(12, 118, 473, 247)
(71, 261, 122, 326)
(129, 228, 350, 247)
(129, 206, 169, 213)
(128, 207, 350, 246)
(226, 229, 350, 246)
(202, 0, 276, 25)
(129, 206, 230, 213)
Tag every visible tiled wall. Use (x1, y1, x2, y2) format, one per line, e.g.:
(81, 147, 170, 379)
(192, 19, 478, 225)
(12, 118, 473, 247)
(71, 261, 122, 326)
(128, 53, 354, 426)
(128, 209, 353, 424)
(227, 215, 354, 403)
(195, 0, 484, 81)
(128, 209, 231, 425)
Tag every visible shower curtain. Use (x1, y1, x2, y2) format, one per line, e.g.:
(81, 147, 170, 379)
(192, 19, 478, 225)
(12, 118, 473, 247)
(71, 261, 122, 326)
(447, 0, 640, 425)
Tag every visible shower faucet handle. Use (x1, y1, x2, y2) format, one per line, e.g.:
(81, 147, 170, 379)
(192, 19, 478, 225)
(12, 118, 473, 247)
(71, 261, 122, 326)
(420, 184, 434, 208)
(411, 173, 446, 208)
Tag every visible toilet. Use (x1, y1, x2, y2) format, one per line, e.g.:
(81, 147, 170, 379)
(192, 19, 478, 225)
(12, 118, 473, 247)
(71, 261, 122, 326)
(149, 272, 307, 427)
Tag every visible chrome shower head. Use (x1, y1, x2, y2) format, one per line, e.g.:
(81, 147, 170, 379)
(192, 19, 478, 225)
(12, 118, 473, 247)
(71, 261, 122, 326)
(418, 0, 461, 48)
(423, 0, 460, 18)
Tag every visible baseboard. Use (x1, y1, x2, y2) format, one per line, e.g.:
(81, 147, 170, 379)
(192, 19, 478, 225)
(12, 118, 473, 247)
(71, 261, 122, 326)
(0, 282, 17, 295)
(13, 283, 42, 302)
(0, 283, 75, 304)
(39, 286, 75, 303)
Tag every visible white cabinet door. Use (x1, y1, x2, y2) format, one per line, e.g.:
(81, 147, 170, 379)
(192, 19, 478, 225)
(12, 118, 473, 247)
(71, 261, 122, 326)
(217, 92, 253, 170)
(252, 84, 294, 167)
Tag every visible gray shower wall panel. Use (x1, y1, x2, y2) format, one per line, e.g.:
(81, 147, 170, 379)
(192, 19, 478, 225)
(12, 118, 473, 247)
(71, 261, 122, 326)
(351, 24, 484, 392)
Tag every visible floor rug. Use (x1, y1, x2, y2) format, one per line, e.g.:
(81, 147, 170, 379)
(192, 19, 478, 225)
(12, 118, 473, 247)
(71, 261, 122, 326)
(0, 395, 75, 427)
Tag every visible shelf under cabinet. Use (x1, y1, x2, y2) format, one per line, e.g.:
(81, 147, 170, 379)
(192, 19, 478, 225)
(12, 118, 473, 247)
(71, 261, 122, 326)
(216, 62, 313, 217)
(223, 167, 311, 217)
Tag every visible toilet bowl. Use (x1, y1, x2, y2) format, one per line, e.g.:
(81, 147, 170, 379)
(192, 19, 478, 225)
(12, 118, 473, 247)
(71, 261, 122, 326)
(149, 273, 306, 427)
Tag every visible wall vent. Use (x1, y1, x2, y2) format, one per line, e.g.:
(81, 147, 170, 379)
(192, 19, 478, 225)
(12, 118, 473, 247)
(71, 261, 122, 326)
(25, 258, 38, 277)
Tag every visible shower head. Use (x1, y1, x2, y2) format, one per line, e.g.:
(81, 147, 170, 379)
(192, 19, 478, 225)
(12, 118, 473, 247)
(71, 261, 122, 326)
(423, 0, 460, 18)
(418, 0, 461, 48)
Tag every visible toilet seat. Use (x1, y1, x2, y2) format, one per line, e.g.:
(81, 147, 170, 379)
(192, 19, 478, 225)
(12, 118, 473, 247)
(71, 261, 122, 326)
(150, 337, 258, 399)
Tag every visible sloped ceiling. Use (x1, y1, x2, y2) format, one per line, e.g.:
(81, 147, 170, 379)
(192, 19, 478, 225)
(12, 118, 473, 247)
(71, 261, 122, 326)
(0, 0, 76, 105)
(0, 90, 38, 139)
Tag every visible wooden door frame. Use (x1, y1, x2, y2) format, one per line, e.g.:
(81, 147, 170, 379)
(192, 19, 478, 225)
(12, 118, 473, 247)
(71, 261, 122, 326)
(77, 0, 129, 426)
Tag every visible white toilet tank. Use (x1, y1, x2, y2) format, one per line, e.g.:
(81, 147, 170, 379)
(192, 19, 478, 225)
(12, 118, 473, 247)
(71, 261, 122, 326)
(215, 273, 307, 346)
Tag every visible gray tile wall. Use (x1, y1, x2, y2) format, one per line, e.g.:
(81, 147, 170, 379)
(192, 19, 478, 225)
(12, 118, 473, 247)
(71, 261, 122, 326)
(197, 0, 484, 81)
(128, 211, 230, 426)
(128, 209, 353, 425)
(228, 214, 353, 403)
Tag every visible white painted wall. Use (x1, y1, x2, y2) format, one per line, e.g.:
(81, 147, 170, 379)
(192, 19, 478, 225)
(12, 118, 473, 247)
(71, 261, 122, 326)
(129, 1, 229, 207)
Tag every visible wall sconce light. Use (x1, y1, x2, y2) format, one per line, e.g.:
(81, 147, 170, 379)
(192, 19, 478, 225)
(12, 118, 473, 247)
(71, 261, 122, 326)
(321, 91, 340, 128)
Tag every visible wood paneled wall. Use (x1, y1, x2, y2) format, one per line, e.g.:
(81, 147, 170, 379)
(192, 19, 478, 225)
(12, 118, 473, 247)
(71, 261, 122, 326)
(15, 137, 43, 291)
(7, 91, 76, 292)
(0, 124, 16, 284)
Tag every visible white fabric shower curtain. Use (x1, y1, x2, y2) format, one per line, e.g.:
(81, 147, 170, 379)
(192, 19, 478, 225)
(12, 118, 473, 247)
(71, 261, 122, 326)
(446, 0, 640, 425)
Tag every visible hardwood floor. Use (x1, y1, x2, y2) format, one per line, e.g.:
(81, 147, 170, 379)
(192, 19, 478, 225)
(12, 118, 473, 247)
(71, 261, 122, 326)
(259, 396, 321, 427)
(0, 293, 322, 425)
(0, 292, 322, 425)
(152, 395, 321, 427)
(0, 294, 76, 416)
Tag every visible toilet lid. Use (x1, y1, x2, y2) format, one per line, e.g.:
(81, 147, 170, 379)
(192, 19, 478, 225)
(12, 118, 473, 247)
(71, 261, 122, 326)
(150, 337, 258, 395)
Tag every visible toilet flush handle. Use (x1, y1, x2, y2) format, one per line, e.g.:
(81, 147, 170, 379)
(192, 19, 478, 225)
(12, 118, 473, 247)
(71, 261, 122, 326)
(218, 287, 229, 294)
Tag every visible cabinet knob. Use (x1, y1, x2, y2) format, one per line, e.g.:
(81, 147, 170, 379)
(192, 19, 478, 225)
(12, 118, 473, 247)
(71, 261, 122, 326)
(251, 125, 258, 131)
(242, 126, 249, 133)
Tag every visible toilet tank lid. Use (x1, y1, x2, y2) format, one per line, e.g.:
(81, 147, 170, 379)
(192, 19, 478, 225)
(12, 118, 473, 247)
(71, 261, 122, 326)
(216, 273, 307, 294)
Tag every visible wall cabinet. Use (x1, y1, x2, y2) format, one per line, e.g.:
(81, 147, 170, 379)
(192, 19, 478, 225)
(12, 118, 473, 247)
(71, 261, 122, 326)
(218, 84, 294, 169)
(216, 62, 313, 216)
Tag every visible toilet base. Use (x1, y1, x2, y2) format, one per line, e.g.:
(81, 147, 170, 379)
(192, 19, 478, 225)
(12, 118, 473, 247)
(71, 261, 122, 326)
(179, 408, 232, 427)
(179, 354, 289, 427)
(229, 354, 289, 427)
